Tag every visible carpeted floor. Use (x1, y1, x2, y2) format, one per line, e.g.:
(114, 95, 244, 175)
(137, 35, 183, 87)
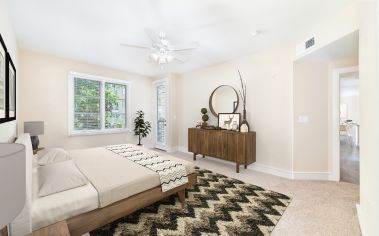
(168, 152, 361, 236)
(90, 168, 291, 236)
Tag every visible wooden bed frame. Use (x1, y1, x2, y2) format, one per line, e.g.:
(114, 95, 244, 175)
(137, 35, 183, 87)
(66, 173, 197, 236)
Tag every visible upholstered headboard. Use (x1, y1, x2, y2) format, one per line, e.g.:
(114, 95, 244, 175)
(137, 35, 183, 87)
(9, 134, 33, 236)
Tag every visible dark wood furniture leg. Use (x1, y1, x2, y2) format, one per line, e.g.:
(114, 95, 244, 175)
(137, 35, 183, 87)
(202, 154, 205, 158)
(178, 189, 185, 207)
(244, 164, 247, 169)
(1, 226, 8, 236)
(193, 153, 197, 161)
(236, 163, 239, 173)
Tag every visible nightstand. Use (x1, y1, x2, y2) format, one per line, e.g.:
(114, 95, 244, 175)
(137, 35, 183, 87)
(33, 147, 45, 155)
(28, 221, 70, 236)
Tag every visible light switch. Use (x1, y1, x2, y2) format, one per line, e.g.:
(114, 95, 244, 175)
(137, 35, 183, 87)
(298, 115, 309, 123)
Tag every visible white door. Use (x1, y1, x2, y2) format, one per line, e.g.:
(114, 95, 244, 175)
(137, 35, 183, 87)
(154, 80, 169, 150)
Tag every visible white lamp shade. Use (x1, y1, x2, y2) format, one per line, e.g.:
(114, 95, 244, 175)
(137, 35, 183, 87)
(0, 143, 26, 229)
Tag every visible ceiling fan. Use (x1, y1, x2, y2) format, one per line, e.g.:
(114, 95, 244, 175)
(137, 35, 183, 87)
(121, 29, 199, 65)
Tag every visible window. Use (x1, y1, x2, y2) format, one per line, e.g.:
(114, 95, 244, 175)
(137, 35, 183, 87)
(69, 72, 130, 135)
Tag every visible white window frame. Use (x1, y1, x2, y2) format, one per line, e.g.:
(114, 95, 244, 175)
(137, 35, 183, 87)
(68, 71, 132, 136)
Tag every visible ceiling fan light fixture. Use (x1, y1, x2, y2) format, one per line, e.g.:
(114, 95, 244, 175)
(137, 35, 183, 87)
(150, 52, 174, 65)
(122, 29, 198, 65)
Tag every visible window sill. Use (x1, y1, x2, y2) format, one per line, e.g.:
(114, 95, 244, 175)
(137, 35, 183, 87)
(69, 128, 131, 137)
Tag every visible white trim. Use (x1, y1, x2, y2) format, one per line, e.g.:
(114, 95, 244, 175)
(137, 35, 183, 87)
(178, 146, 191, 154)
(166, 146, 178, 153)
(68, 71, 132, 136)
(248, 163, 293, 179)
(292, 171, 330, 180)
(356, 204, 367, 236)
(330, 66, 359, 181)
(177, 147, 334, 181)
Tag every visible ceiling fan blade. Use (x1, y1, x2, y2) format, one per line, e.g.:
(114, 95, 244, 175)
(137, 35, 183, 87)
(169, 42, 199, 51)
(120, 43, 151, 50)
(145, 28, 160, 43)
(171, 52, 187, 63)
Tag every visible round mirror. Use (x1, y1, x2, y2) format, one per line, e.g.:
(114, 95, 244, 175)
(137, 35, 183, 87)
(209, 85, 239, 117)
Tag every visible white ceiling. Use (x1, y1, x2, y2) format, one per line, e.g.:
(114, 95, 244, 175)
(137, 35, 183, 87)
(8, 0, 355, 76)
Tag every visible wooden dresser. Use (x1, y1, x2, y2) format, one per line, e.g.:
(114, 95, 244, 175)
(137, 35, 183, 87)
(188, 128, 256, 173)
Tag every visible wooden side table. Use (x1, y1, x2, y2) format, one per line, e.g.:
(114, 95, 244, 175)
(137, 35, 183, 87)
(33, 147, 45, 155)
(28, 221, 70, 236)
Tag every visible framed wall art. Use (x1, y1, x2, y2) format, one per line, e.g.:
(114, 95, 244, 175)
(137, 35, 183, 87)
(0, 34, 7, 123)
(6, 52, 16, 120)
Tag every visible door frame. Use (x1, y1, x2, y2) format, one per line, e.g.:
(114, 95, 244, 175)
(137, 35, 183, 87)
(330, 66, 359, 181)
(152, 78, 170, 151)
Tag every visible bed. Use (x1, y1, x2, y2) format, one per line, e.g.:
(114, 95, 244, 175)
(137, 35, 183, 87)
(11, 134, 197, 236)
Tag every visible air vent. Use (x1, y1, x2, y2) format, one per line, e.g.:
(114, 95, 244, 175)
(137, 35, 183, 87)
(296, 35, 316, 56)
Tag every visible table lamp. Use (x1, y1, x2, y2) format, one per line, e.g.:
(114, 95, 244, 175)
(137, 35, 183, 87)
(0, 143, 26, 233)
(24, 121, 44, 151)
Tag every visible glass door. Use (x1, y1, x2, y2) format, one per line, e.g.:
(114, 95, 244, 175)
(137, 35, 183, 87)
(154, 80, 168, 150)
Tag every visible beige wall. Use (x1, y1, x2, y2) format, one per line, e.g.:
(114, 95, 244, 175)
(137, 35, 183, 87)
(359, 0, 379, 235)
(178, 47, 293, 171)
(293, 56, 358, 173)
(18, 50, 154, 149)
(293, 62, 329, 172)
(0, 0, 18, 142)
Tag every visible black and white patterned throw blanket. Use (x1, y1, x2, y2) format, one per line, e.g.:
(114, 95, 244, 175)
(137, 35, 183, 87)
(106, 144, 188, 192)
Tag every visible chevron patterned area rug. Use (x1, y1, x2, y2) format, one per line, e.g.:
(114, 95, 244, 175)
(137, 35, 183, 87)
(90, 168, 291, 236)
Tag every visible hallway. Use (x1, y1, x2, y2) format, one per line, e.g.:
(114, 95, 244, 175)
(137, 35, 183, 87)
(340, 135, 360, 185)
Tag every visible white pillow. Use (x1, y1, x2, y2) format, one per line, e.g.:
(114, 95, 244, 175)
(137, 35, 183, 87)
(37, 148, 71, 166)
(38, 160, 88, 197)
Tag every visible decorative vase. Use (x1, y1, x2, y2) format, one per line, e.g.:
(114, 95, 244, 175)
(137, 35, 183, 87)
(240, 109, 250, 133)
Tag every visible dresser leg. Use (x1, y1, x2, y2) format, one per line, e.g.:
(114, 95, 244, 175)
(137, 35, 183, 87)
(202, 154, 205, 158)
(236, 164, 239, 173)
(244, 164, 247, 169)
(193, 153, 196, 161)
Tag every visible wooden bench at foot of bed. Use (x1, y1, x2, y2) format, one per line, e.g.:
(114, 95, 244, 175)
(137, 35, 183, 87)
(66, 173, 197, 236)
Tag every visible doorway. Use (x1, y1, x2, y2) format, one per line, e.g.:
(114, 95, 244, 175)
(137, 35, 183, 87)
(153, 79, 169, 151)
(339, 69, 360, 184)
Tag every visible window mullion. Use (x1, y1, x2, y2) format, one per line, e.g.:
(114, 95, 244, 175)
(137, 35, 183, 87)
(101, 81, 105, 131)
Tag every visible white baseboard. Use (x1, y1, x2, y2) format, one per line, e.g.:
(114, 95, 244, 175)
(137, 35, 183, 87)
(177, 146, 333, 181)
(166, 146, 179, 153)
(292, 171, 330, 180)
(248, 163, 293, 179)
(356, 204, 367, 236)
(178, 146, 191, 154)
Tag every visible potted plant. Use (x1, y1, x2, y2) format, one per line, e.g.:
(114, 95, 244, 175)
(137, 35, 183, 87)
(201, 108, 209, 128)
(134, 110, 151, 146)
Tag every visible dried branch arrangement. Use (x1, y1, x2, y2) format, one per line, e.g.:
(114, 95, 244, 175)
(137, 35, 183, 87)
(238, 70, 247, 109)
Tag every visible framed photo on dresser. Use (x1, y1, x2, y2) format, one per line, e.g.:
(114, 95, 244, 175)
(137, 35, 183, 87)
(218, 113, 240, 131)
(0, 34, 6, 123)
